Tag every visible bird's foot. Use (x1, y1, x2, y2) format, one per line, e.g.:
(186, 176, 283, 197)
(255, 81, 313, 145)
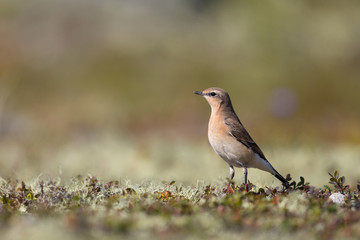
(245, 183, 251, 192)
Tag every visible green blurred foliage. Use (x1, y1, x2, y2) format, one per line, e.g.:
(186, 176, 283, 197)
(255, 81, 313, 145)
(1, 0, 360, 141)
(0, 0, 359, 181)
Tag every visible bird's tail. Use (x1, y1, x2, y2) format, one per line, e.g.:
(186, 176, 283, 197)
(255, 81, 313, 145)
(274, 172, 289, 188)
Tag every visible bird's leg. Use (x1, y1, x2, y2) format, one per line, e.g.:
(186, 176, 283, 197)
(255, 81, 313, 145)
(226, 165, 235, 192)
(230, 165, 235, 180)
(243, 167, 248, 185)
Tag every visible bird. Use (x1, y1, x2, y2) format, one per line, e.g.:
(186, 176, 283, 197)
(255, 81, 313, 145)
(194, 87, 289, 188)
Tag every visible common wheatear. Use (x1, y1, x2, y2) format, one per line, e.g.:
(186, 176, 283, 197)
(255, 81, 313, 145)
(194, 87, 289, 187)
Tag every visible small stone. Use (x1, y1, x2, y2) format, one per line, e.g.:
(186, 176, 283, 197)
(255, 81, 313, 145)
(329, 193, 346, 205)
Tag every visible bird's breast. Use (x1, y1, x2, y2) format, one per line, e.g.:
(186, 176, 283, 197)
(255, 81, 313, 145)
(208, 114, 254, 167)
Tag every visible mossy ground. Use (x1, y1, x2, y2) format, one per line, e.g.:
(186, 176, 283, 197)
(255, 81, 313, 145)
(1, 173, 359, 240)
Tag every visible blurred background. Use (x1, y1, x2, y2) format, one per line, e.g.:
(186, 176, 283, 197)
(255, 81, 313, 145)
(0, 0, 359, 187)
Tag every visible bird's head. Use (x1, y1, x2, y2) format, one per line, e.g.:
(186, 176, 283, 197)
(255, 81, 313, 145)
(194, 87, 231, 110)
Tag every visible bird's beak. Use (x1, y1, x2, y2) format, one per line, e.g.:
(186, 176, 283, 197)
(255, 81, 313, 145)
(194, 91, 203, 96)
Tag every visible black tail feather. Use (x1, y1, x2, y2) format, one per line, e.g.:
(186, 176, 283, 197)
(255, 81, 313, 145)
(274, 173, 289, 188)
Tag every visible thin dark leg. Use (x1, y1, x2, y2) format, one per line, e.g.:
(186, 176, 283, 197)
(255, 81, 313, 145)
(229, 165, 235, 181)
(243, 167, 248, 184)
(226, 165, 235, 190)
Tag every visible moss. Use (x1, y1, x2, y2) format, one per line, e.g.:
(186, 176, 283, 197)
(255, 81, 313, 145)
(0, 173, 359, 239)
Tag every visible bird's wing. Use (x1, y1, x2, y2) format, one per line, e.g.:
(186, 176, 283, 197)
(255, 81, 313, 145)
(223, 116, 267, 160)
(224, 115, 289, 187)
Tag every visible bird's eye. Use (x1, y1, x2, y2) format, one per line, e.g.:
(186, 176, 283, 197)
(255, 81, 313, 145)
(210, 92, 216, 96)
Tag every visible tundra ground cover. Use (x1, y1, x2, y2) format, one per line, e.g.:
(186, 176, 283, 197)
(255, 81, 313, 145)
(1, 172, 359, 240)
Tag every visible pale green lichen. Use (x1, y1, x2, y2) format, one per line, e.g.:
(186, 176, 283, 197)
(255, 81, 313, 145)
(329, 193, 346, 205)
(0, 174, 359, 240)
